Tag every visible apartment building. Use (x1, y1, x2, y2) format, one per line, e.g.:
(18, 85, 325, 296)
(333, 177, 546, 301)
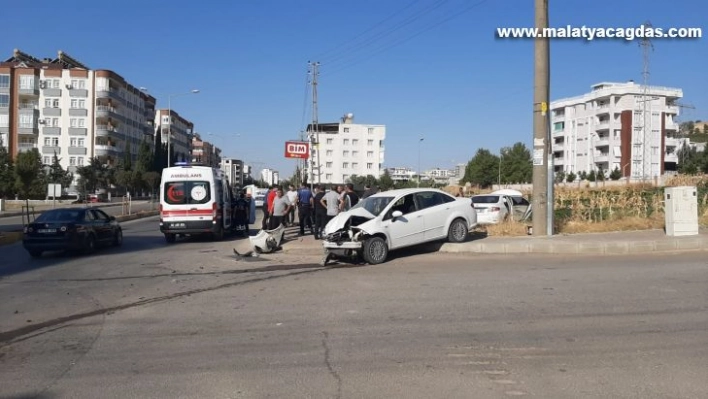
(306, 113, 385, 184)
(156, 109, 193, 164)
(220, 158, 243, 189)
(0, 49, 156, 187)
(260, 168, 279, 186)
(386, 167, 416, 183)
(550, 81, 682, 179)
(191, 133, 221, 167)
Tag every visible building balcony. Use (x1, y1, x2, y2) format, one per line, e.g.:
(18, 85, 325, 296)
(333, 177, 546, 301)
(665, 153, 679, 163)
(18, 126, 39, 135)
(43, 107, 61, 117)
(69, 108, 88, 117)
(665, 105, 679, 114)
(96, 106, 121, 120)
(42, 88, 62, 97)
(95, 125, 118, 137)
(595, 121, 610, 131)
(42, 146, 61, 155)
(69, 88, 89, 98)
(553, 157, 565, 165)
(19, 87, 39, 96)
(665, 120, 679, 131)
(96, 88, 123, 102)
(18, 143, 38, 153)
(42, 127, 61, 136)
(593, 152, 610, 162)
(68, 146, 88, 155)
(68, 128, 87, 136)
(594, 137, 610, 147)
(94, 144, 120, 156)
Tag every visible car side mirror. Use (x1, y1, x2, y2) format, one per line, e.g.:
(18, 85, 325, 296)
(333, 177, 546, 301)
(109, 216, 116, 221)
(391, 210, 403, 219)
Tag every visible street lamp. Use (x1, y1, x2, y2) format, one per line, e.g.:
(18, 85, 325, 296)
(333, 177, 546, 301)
(167, 89, 199, 166)
(417, 137, 424, 188)
(622, 162, 631, 184)
(498, 150, 504, 186)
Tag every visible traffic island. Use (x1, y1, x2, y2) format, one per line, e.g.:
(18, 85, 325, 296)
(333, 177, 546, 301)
(0, 232, 23, 247)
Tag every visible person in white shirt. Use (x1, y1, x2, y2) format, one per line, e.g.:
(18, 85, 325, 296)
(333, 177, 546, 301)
(322, 185, 341, 224)
(285, 185, 298, 227)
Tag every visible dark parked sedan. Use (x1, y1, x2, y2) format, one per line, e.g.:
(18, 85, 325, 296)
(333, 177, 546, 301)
(22, 207, 123, 258)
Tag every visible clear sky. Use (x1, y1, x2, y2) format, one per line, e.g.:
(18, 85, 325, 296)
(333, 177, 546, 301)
(5, 0, 706, 178)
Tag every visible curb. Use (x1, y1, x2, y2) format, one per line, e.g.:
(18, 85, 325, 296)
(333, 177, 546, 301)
(279, 234, 708, 256)
(0, 202, 130, 219)
(0, 210, 160, 247)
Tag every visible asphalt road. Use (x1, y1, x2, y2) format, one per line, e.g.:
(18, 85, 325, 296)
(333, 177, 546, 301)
(0, 219, 707, 398)
(0, 202, 156, 232)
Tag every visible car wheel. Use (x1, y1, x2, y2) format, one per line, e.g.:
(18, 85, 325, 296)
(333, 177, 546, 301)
(113, 229, 123, 246)
(165, 233, 176, 244)
(362, 237, 388, 265)
(28, 250, 42, 258)
(84, 234, 96, 254)
(447, 218, 468, 243)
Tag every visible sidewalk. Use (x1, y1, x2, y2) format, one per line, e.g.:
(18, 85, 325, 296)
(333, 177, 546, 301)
(278, 227, 708, 256)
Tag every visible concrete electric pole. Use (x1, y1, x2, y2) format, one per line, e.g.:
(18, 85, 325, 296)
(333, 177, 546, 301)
(531, 0, 552, 236)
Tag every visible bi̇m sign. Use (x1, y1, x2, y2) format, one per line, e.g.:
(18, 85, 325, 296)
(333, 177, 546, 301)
(284, 141, 309, 159)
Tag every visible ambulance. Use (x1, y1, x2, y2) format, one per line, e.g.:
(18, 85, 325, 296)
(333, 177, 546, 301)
(159, 162, 233, 243)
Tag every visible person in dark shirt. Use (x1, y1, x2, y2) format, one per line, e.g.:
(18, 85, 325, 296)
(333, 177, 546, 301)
(312, 185, 328, 239)
(296, 183, 314, 235)
(232, 191, 249, 237)
(342, 183, 359, 210)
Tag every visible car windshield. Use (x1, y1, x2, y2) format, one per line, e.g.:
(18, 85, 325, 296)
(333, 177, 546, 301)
(472, 195, 500, 204)
(350, 196, 394, 216)
(34, 209, 84, 223)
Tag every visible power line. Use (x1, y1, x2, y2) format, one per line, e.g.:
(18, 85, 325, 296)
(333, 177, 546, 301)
(312, 0, 425, 61)
(321, 0, 489, 77)
(319, 0, 451, 65)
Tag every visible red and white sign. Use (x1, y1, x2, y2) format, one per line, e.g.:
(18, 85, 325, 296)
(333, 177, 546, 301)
(285, 141, 310, 159)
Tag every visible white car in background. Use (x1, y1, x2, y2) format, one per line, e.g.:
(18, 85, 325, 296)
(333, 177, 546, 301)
(472, 189, 530, 225)
(321, 188, 478, 265)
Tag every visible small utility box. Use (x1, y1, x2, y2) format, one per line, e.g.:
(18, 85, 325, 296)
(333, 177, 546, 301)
(664, 186, 698, 236)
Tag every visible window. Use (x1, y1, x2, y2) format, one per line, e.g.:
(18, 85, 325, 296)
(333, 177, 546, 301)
(70, 138, 77, 147)
(78, 138, 84, 147)
(78, 157, 84, 166)
(366, 163, 373, 169)
(0, 94, 8, 108)
(352, 139, 358, 145)
(367, 140, 374, 146)
(19, 114, 34, 128)
(343, 174, 349, 181)
(44, 137, 59, 146)
(352, 162, 358, 169)
(343, 150, 349, 157)
(352, 151, 359, 157)
(50, 118, 59, 127)
(367, 151, 373, 158)
(44, 99, 52, 108)
(51, 79, 60, 88)
(343, 139, 349, 145)
(326, 174, 332, 180)
(343, 127, 350, 133)
(0, 74, 9, 89)
(53, 99, 59, 108)
(69, 157, 76, 166)
(163, 181, 211, 205)
(0, 115, 8, 128)
(326, 162, 332, 168)
(78, 119, 85, 128)
(19, 75, 35, 89)
(326, 150, 333, 157)
(70, 99, 85, 108)
(326, 138, 333, 145)
(343, 162, 348, 169)
(70, 79, 86, 89)
(368, 128, 374, 134)
(43, 157, 50, 165)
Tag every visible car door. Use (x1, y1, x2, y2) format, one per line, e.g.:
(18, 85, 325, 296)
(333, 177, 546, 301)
(91, 209, 113, 242)
(380, 193, 425, 249)
(414, 191, 447, 240)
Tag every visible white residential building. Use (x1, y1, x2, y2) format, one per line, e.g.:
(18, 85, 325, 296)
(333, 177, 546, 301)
(220, 158, 243, 189)
(550, 81, 682, 180)
(156, 109, 194, 164)
(386, 167, 416, 183)
(260, 168, 279, 186)
(0, 49, 156, 190)
(307, 113, 385, 184)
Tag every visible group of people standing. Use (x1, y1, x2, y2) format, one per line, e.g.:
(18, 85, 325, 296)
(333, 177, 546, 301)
(260, 182, 371, 239)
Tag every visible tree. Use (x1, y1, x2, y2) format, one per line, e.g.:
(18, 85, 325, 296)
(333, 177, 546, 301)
(676, 142, 702, 174)
(554, 170, 566, 184)
(0, 138, 14, 198)
(565, 172, 576, 183)
(500, 142, 532, 183)
(609, 167, 622, 180)
(143, 171, 161, 196)
(378, 169, 394, 190)
(137, 139, 153, 173)
(47, 153, 73, 190)
(153, 127, 165, 172)
(463, 148, 499, 188)
(122, 141, 132, 171)
(14, 149, 46, 199)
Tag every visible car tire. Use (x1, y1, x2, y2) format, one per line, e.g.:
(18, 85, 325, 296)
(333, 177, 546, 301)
(447, 218, 468, 243)
(113, 229, 123, 247)
(165, 233, 176, 243)
(84, 234, 96, 254)
(362, 236, 388, 265)
(28, 250, 42, 258)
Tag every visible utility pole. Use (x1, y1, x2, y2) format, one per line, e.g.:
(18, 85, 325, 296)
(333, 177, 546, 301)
(639, 22, 654, 182)
(532, 0, 551, 236)
(309, 61, 321, 189)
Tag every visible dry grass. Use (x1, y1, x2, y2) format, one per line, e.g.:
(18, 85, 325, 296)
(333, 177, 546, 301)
(481, 218, 529, 237)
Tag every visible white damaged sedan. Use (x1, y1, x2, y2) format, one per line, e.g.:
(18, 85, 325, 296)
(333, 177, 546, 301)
(321, 188, 477, 265)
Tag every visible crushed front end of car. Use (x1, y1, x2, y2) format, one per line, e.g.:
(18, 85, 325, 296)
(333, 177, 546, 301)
(321, 209, 375, 265)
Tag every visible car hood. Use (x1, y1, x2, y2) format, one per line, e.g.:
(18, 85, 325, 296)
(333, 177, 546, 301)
(324, 207, 376, 234)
